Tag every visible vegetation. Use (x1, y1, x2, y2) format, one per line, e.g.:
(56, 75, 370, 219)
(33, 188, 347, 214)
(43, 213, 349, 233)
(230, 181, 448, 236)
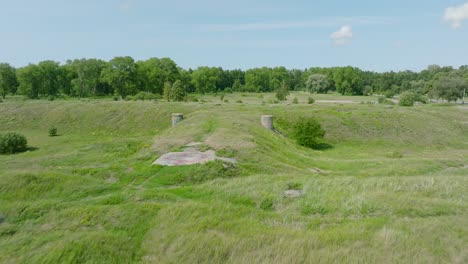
(0, 132, 28, 154)
(0, 88, 467, 262)
(0, 58, 466, 103)
(292, 117, 326, 149)
(48, 127, 58, 137)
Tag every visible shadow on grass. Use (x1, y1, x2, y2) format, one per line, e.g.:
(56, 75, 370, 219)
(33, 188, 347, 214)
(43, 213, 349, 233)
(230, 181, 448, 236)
(313, 143, 334, 150)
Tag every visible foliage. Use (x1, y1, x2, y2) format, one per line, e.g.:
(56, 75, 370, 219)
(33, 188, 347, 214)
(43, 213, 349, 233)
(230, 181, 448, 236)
(307, 97, 315, 104)
(432, 76, 467, 102)
(259, 197, 274, 210)
(48, 127, 58, 137)
(163, 81, 172, 101)
(275, 81, 289, 101)
(101, 56, 137, 99)
(0, 63, 17, 98)
(292, 117, 326, 149)
(0, 132, 28, 154)
(305, 74, 330, 93)
(133, 91, 159, 101)
(170, 80, 186, 102)
(399, 91, 418, 106)
(292, 97, 299, 104)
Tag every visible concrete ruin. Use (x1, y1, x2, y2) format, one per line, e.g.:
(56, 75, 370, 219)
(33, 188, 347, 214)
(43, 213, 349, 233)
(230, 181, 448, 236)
(171, 113, 184, 127)
(261, 115, 274, 130)
(152, 142, 236, 166)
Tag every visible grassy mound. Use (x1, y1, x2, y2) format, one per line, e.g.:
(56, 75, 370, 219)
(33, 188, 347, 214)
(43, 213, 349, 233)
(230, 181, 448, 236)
(0, 95, 467, 263)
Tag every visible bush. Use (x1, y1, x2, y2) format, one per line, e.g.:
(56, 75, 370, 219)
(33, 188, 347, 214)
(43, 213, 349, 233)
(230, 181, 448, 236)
(112, 96, 119, 101)
(47, 95, 55, 101)
(224, 87, 233, 94)
(292, 118, 325, 149)
(0, 132, 28, 154)
(48, 127, 58, 137)
(399, 91, 418, 106)
(223, 99, 229, 103)
(307, 97, 315, 104)
(236, 99, 243, 103)
(220, 93, 225, 101)
(259, 197, 274, 210)
(292, 97, 299, 104)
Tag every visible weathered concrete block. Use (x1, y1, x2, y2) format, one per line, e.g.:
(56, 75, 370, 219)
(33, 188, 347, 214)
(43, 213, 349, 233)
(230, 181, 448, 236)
(172, 113, 184, 127)
(261, 115, 274, 130)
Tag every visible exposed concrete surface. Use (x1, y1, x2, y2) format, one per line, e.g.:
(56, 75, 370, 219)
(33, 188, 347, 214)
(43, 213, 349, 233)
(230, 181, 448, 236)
(152, 142, 236, 166)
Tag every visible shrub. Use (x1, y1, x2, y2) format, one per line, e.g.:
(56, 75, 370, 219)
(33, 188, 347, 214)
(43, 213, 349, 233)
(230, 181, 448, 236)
(220, 93, 225, 101)
(236, 99, 243, 103)
(307, 97, 315, 104)
(292, 97, 299, 104)
(48, 127, 58, 137)
(259, 197, 274, 210)
(287, 182, 303, 190)
(0, 132, 28, 154)
(112, 96, 119, 101)
(224, 87, 233, 94)
(223, 99, 229, 103)
(47, 95, 55, 101)
(399, 91, 418, 106)
(292, 118, 325, 149)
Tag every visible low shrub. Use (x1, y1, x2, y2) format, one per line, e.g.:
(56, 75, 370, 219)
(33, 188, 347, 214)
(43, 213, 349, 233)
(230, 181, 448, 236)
(307, 97, 315, 104)
(0, 132, 28, 154)
(236, 99, 243, 103)
(259, 197, 274, 210)
(48, 127, 58, 137)
(223, 99, 229, 103)
(112, 96, 119, 101)
(292, 97, 299, 104)
(292, 117, 326, 149)
(47, 95, 55, 101)
(399, 91, 418, 106)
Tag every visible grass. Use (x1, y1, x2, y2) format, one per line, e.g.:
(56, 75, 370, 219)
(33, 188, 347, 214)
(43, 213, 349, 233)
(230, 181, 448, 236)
(0, 93, 467, 263)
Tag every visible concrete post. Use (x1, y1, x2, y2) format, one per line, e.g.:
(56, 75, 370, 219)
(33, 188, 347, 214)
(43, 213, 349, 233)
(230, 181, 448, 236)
(172, 113, 184, 127)
(261, 115, 274, 130)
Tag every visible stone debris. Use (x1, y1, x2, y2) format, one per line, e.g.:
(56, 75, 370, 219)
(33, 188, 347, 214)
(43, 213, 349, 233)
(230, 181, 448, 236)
(284, 190, 303, 198)
(153, 142, 236, 166)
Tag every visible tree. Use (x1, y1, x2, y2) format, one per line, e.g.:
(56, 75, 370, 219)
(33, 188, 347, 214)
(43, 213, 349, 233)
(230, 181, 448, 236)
(163, 81, 172, 101)
(0, 63, 18, 98)
(432, 76, 467, 102)
(191, 67, 222, 93)
(245, 67, 271, 92)
(170, 80, 186, 101)
(137, 58, 180, 94)
(101, 56, 137, 98)
(70, 59, 106, 97)
(37, 60, 61, 96)
(275, 81, 289, 101)
(305, 74, 330, 93)
(17, 64, 42, 98)
(232, 79, 243, 92)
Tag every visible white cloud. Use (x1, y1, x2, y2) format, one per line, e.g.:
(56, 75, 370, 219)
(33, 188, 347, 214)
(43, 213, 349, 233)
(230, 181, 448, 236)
(443, 2, 468, 28)
(330, 25, 353, 46)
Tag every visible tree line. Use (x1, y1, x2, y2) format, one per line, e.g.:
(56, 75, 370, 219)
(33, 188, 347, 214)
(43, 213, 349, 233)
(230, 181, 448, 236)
(0, 57, 467, 102)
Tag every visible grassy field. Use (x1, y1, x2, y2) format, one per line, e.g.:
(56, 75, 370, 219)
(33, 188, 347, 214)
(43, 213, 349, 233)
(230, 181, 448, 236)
(0, 92, 467, 263)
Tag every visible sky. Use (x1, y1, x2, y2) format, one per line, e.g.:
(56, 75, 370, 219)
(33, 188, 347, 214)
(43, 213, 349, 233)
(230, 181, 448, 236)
(0, 0, 468, 72)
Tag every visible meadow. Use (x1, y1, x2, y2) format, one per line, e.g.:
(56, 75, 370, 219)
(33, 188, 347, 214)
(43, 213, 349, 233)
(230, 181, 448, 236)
(0, 92, 467, 263)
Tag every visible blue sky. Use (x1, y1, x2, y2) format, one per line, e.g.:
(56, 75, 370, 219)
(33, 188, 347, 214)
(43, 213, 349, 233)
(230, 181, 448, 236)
(1, 0, 467, 72)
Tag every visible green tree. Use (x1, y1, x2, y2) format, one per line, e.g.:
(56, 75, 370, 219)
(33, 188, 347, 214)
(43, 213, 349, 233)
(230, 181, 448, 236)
(432, 76, 467, 102)
(191, 67, 222, 93)
(275, 81, 289, 101)
(17, 64, 42, 98)
(163, 81, 172, 101)
(0, 63, 18, 98)
(170, 80, 186, 101)
(38, 60, 61, 96)
(101, 56, 137, 99)
(70, 59, 105, 97)
(305, 74, 330, 93)
(137, 58, 180, 94)
(245, 67, 271, 92)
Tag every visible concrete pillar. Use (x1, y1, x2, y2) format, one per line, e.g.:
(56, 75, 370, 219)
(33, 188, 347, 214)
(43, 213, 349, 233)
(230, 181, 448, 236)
(172, 113, 184, 127)
(261, 115, 274, 130)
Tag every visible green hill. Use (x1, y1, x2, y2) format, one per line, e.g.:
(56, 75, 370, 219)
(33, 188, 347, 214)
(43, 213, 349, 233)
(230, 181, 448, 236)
(1, 94, 467, 263)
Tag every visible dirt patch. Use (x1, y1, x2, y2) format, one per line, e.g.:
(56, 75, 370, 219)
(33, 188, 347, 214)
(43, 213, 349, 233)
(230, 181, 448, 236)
(152, 142, 236, 166)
